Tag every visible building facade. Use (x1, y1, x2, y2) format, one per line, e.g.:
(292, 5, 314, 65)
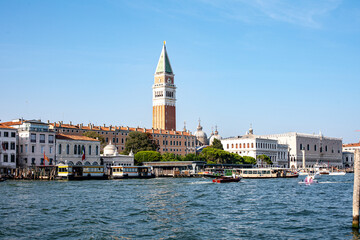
(7, 120, 56, 167)
(221, 132, 287, 167)
(0, 124, 17, 173)
(342, 140, 360, 168)
(55, 134, 100, 166)
(152, 42, 176, 131)
(49, 122, 196, 156)
(263, 132, 343, 168)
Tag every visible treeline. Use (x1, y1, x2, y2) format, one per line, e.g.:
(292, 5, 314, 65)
(134, 148, 258, 166)
(84, 131, 268, 166)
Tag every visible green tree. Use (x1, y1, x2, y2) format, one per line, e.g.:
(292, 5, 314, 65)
(243, 156, 257, 165)
(135, 151, 162, 165)
(183, 153, 202, 162)
(124, 132, 158, 154)
(257, 154, 273, 165)
(210, 138, 224, 150)
(161, 153, 183, 161)
(83, 131, 105, 146)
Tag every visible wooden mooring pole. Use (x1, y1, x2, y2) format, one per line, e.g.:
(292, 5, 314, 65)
(353, 149, 360, 229)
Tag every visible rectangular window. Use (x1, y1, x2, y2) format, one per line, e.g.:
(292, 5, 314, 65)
(49, 135, 54, 144)
(3, 142, 8, 150)
(4, 132, 9, 137)
(3, 155, 8, 162)
(300, 144, 303, 150)
(41, 146, 44, 153)
(251, 143, 254, 148)
(49, 146, 52, 154)
(11, 155, 15, 162)
(31, 158, 35, 165)
(32, 146, 35, 153)
(58, 144, 62, 154)
(307, 144, 310, 151)
(11, 132, 15, 138)
(40, 134, 45, 143)
(10, 142, 15, 150)
(20, 145, 23, 153)
(30, 133, 36, 143)
(89, 145, 92, 155)
(25, 145, 28, 153)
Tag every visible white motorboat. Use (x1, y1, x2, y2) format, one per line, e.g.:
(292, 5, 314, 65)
(329, 171, 346, 176)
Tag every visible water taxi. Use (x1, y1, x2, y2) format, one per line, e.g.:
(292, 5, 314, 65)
(213, 176, 241, 183)
(57, 164, 106, 180)
(109, 166, 153, 179)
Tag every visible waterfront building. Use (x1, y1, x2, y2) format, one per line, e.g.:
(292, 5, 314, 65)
(101, 141, 134, 169)
(55, 134, 100, 166)
(263, 132, 343, 168)
(221, 127, 288, 167)
(0, 124, 17, 173)
(152, 42, 176, 131)
(49, 122, 196, 156)
(342, 140, 360, 168)
(3, 119, 56, 167)
(342, 151, 354, 168)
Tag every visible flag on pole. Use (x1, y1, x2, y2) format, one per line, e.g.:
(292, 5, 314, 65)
(81, 146, 86, 161)
(44, 151, 50, 162)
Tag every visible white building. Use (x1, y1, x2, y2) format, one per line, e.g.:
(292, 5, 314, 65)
(263, 132, 343, 168)
(9, 119, 56, 167)
(221, 127, 288, 167)
(0, 124, 17, 173)
(56, 134, 100, 166)
(342, 140, 360, 168)
(101, 142, 134, 169)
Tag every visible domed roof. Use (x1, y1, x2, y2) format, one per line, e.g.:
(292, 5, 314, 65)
(103, 141, 118, 156)
(194, 119, 208, 145)
(209, 127, 221, 145)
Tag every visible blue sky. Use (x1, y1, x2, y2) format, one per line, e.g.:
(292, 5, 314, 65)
(0, 0, 359, 143)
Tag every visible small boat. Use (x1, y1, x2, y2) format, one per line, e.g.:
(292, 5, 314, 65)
(329, 171, 346, 176)
(303, 175, 318, 185)
(212, 176, 241, 183)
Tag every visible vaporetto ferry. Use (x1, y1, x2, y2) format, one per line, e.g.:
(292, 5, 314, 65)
(57, 164, 106, 180)
(224, 168, 299, 179)
(109, 166, 154, 179)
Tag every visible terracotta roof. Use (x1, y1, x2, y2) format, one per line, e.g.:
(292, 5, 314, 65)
(0, 124, 16, 130)
(343, 142, 360, 147)
(51, 122, 194, 136)
(56, 134, 99, 142)
(0, 121, 22, 126)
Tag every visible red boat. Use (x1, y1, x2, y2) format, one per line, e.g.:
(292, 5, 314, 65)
(212, 176, 241, 183)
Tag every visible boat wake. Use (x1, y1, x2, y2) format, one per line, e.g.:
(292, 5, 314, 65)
(318, 181, 352, 184)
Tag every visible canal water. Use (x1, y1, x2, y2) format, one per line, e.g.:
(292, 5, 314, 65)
(0, 174, 357, 239)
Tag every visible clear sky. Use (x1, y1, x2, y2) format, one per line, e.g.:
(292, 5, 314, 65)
(0, 0, 359, 143)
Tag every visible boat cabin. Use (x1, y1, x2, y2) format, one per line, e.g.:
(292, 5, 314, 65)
(57, 164, 105, 180)
(109, 166, 153, 179)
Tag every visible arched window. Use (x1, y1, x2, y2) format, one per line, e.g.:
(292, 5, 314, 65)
(92, 161, 99, 165)
(89, 145, 92, 155)
(68, 161, 74, 166)
(66, 144, 70, 154)
(236, 143, 238, 148)
(251, 143, 254, 148)
(78, 145, 81, 155)
(58, 144, 62, 154)
(76, 161, 82, 165)
(96, 146, 99, 155)
(74, 145, 77, 155)
(84, 161, 91, 165)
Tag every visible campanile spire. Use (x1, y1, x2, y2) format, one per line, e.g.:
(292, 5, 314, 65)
(152, 42, 176, 130)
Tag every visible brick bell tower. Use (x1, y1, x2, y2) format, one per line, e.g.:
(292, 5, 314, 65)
(152, 41, 176, 130)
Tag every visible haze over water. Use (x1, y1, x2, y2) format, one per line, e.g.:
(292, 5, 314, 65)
(0, 175, 356, 239)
